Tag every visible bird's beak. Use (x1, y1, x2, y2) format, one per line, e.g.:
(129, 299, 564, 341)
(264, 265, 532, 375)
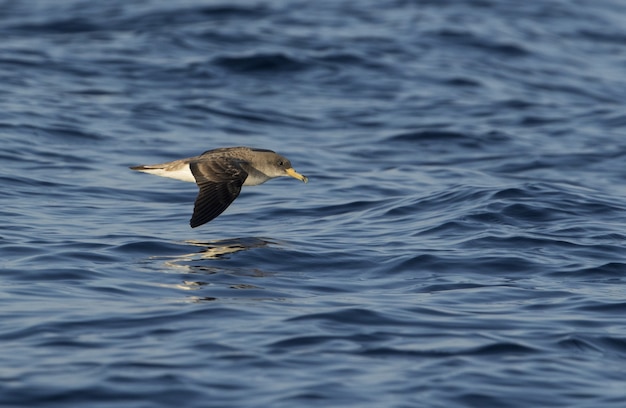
(286, 167, 308, 183)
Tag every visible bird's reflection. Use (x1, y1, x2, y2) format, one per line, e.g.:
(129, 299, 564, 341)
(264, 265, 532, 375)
(153, 237, 283, 302)
(187, 236, 273, 258)
(160, 237, 274, 269)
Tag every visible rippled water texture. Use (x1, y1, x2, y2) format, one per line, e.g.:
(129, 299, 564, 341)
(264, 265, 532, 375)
(2, 1, 626, 407)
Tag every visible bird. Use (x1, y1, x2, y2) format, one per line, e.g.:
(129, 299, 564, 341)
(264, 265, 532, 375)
(130, 146, 308, 228)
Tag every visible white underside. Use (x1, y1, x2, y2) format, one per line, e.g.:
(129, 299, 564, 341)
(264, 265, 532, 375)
(136, 163, 275, 185)
(138, 165, 196, 182)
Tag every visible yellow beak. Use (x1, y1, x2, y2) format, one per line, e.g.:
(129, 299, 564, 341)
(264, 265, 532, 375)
(286, 167, 308, 183)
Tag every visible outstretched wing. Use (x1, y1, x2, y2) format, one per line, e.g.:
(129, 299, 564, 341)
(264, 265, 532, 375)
(188, 159, 248, 228)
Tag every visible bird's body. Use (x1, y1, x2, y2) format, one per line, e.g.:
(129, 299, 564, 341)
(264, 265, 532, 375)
(130, 146, 308, 228)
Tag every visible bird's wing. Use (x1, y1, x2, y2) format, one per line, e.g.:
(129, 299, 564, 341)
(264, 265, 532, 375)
(188, 159, 248, 228)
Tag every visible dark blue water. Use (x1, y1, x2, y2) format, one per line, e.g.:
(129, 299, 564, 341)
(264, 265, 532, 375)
(2, 1, 626, 406)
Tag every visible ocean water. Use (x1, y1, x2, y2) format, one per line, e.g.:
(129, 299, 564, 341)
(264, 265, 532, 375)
(2, 0, 626, 406)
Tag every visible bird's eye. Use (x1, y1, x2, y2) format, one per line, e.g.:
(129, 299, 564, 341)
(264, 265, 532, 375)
(278, 160, 284, 166)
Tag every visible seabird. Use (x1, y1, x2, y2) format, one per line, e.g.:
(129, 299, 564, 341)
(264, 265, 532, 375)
(130, 146, 308, 228)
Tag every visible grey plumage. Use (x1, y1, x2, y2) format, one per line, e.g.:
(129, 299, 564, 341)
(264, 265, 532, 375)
(130, 146, 308, 228)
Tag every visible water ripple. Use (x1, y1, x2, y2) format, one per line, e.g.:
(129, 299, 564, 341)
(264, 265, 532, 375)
(2, 0, 626, 407)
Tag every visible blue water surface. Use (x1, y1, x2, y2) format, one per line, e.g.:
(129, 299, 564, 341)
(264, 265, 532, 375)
(2, 1, 626, 407)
